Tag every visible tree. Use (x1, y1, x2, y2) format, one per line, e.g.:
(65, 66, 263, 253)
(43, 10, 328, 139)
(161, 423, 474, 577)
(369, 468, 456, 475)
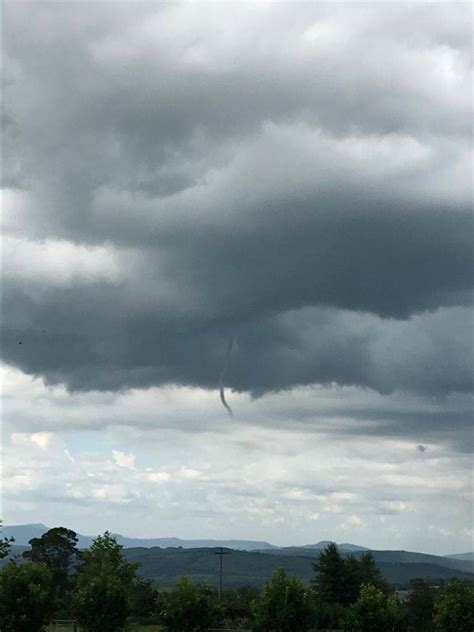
(73, 531, 139, 632)
(157, 575, 219, 632)
(405, 578, 435, 631)
(0, 562, 53, 632)
(0, 520, 14, 560)
(131, 576, 158, 624)
(347, 583, 399, 632)
(312, 544, 387, 607)
(311, 542, 347, 605)
(220, 586, 259, 628)
(357, 553, 387, 593)
(23, 526, 81, 613)
(433, 579, 474, 632)
(253, 568, 314, 632)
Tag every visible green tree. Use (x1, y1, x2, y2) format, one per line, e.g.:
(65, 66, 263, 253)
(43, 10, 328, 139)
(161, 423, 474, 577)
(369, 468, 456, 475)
(405, 578, 435, 631)
(157, 575, 219, 632)
(347, 583, 399, 632)
(219, 586, 259, 628)
(312, 544, 387, 607)
(358, 552, 387, 593)
(0, 520, 14, 560)
(73, 531, 139, 632)
(23, 526, 81, 613)
(311, 542, 347, 605)
(131, 576, 158, 624)
(433, 578, 474, 632)
(0, 562, 53, 632)
(253, 568, 314, 632)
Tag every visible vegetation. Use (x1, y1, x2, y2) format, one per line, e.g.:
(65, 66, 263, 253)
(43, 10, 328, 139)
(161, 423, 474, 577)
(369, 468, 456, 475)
(433, 578, 474, 632)
(253, 568, 313, 631)
(157, 575, 219, 631)
(404, 578, 436, 631)
(311, 542, 387, 606)
(0, 520, 14, 560)
(23, 527, 81, 617)
(346, 583, 399, 631)
(0, 562, 53, 632)
(73, 531, 139, 632)
(1, 530, 472, 631)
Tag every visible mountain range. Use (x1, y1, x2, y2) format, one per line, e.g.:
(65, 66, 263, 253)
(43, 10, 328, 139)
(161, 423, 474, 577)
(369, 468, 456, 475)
(2, 524, 474, 589)
(1, 523, 372, 552)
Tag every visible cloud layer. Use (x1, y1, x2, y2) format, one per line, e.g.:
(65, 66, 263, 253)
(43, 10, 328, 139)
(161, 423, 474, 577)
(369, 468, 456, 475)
(2, 4, 472, 551)
(3, 3, 472, 397)
(2, 366, 472, 554)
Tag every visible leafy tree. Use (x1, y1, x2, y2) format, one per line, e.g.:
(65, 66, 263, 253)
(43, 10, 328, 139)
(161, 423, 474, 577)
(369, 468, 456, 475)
(73, 531, 139, 632)
(253, 568, 314, 632)
(131, 576, 158, 623)
(157, 575, 220, 632)
(23, 526, 81, 613)
(433, 578, 474, 632)
(405, 578, 435, 631)
(347, 583, 399, 632)
(0, 562, 53, 632)
(0, 520, 14, 560)
(219, 586, 259, 627)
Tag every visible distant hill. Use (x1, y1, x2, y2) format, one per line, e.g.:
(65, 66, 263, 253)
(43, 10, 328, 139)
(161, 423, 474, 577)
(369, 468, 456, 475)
(122, 547, 474, 589)
(298, 541, 369, 552)
(3, 524, 371, 552)
(258, 546, 473, 574)
(2, 524, 50, 545)
(445, 552, 474, 562)
(2, 542, 473, 589)
(2, 524, 276, 551)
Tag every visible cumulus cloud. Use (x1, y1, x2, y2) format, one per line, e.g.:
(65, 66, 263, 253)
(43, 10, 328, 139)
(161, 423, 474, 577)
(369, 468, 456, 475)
(2, 4, 472, 552)
(2, 2, 472, 398)
(2, 370, 472, 553)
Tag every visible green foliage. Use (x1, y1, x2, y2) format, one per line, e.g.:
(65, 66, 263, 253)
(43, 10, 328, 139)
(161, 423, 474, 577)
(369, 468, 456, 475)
(0, 561, 54, 632)
(0, 520, 14, 560)
(219, 585, 259, 628)
(433, 578, 474, 632)
(312, 543, 387, 606)
(311, 542, 347, 604)
(73, 531, 139, 632)
(311, 599, 347, 631)
(357, 552, 388, 593)
(157, 575, 219, 632)
(347, 583, 399, 632)
(131, 577, 159, 623)
(23, 526, 81, 615)
(253, 568, 313, 632)
(405, 578, 435, 631)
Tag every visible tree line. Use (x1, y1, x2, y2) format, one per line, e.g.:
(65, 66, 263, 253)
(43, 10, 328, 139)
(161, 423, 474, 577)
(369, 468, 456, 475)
(1, 525, 473, 631)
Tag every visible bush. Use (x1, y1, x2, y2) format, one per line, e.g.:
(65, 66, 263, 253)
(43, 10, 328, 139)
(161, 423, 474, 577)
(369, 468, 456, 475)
(433, 579, 474, 632)
(0, 562, 53, 632)
(157, 576, 220, 632)
(347, 583, 399, 632)
(253, 568, 314, 632)
(73, 532, 139, 632)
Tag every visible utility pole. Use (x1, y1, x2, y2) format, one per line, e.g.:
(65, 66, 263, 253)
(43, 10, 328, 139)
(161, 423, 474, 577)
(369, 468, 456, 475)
(212, 547, 231, 599)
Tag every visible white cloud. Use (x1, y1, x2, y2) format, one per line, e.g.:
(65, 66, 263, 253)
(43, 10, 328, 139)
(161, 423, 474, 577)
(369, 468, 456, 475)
(112, 450, 136, 469)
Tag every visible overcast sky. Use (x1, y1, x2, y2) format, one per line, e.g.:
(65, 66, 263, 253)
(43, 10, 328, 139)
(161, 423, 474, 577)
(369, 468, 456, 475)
(2, 2, 473, 555)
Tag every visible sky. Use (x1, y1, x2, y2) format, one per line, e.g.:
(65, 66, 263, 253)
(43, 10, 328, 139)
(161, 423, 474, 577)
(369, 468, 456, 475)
(2, 2, 473, 555)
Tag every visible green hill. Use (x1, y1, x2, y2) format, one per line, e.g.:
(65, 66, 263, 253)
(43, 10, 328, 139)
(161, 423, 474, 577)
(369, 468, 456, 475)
(122, 546, 474, 589)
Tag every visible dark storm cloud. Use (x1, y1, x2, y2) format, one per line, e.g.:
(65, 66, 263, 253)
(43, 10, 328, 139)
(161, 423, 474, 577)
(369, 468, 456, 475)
(2, 3, 473, 397)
